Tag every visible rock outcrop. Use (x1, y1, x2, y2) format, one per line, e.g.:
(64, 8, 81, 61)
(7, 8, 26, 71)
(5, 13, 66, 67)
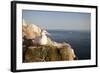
(23, 45, 77, 62)
(22, 20, 78, 62)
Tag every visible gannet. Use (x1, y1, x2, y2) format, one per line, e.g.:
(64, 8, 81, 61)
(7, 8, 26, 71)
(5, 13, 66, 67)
(32, 30, 50, 46)
(39, 30, 49, 45)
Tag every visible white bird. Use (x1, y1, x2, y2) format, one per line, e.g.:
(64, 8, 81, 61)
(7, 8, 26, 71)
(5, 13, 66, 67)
(32, 30, 50, 45)
(39, 30, 49, 45)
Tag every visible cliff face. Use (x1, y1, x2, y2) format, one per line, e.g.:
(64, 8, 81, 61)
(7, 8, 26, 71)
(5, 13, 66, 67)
(22, 22, 78, 63)
(23, 45, 77, 62)
(23, 40, 77, 62)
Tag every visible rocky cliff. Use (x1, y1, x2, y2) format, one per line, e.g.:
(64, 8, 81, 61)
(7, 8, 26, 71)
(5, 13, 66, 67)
(23, 45, 78, 62)
(22, 21, 78, 62)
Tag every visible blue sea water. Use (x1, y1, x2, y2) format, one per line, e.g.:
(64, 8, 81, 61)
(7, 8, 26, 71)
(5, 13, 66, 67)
(47, 30, 91, 60)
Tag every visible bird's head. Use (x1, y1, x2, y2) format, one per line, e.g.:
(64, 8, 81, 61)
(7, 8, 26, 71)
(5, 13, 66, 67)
(41, 30, 50, 36)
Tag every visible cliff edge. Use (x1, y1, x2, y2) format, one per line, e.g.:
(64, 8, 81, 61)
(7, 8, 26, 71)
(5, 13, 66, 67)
(22, 21, 78, 62)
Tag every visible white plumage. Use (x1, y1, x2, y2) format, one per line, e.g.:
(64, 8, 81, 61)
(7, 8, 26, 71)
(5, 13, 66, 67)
(32, 30, 49, 45)
(39, 30, 48, 45)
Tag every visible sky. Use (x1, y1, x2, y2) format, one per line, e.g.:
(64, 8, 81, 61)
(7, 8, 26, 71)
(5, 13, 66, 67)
(23, 10, 91, 31)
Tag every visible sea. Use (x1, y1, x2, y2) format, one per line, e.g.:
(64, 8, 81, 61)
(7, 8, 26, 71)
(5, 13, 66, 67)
(47, 30, 91, 60)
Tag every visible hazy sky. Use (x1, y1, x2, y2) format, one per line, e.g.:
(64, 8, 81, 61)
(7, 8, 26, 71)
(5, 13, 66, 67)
(23, 10, 91, 31)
